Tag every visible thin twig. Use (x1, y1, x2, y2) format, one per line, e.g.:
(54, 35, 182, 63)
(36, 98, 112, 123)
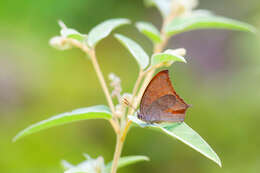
(131, 2, 181, 113)
(132, 70, 144, 102)
(89, 50, 120, 134)
(119, 1, 181, 158)
(127, 70, 144, 115)
(88, 50, 115, 113)
(66, 39, 120, 134)
(111, 135, 124, 173)
(110, 2, 183, 172)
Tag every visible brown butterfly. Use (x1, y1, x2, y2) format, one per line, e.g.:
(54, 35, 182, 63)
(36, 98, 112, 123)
(137, 70, 190, 123)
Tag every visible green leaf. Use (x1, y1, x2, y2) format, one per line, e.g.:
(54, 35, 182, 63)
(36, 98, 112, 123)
(135, 21, 161, 43)
(144, 0, 171, 19)
(151, 49, 187, 66)
(87, 18, 130, 47)
(114, 34, 149, 69)
(166, 15, 256, 37)
(13, 105, 112, 142)
(67, 34, 86, 42)
(61, 160, 74, 170)
(59, 21, 86, 42)
(105, 155, 150, 173)
(61, 28, 85, 41)
(128, 116, 222, 167)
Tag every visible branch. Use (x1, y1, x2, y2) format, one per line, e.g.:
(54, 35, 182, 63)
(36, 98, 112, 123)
(66, 39, 120, 134)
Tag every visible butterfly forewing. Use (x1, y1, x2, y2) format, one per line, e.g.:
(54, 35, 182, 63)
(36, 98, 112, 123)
(139, 70, 189, 123)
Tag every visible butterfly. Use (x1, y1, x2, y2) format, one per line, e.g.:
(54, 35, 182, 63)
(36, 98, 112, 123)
(137, 70, 190, 123)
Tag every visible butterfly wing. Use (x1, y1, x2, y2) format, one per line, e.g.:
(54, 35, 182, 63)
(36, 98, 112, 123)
(147, 94, 176, 112)
(140, 70, 189, 123)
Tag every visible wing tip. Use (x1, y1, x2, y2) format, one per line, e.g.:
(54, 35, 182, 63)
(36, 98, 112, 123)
(160, 70, 169, 74)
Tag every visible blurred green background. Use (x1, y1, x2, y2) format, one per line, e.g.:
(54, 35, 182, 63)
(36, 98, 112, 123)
(1, 0, 260, 172)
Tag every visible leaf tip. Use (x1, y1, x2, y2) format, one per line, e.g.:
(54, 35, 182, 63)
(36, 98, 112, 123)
(58, 20, 66, 29)
(248, 26, 258, 34)
(12, 129, 27, 142)
(178, 56, 187, 63)
(215, 155, 222, 168)
(218, 161, 222, 168)
(135, 22, 143, 29)
(182, 57, 187, 63)
(12, 134, 20, 143)
(124, 18, 131, 24)
(142, 156, 150, 161)
(114, 33, 121, 38)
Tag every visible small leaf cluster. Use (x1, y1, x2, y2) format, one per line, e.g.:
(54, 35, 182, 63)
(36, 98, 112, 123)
(61, 154, 149, 173)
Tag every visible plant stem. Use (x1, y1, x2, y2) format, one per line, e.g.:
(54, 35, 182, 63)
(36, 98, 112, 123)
(110, 15, 173, 173)
(89, 50, 120, 134)
(131, 2, 181, 113)
(88, 50, 115, 113)
(111, 70, 143, 173)
(110, 2, 183, 173)
(132, 70, 144, 102)
(66, 39, 120, 134)
(127, 70, 144, 115)
(111, 135, 124, 173)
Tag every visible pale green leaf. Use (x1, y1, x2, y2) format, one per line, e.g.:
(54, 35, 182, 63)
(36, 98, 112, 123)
(136, 21, 161, 43)
(59, 21, 86, 41)
(87, 18, 130, 47)
(67, 34, 86, 42)
(13, 105, 112, 142)
(62, 154, 106, 173)
(151, 49, 187, 66)
(128, 116, 222, 167)
(114, 34, 149, 69)
(61, 160, 75, 170)
(166, 15, 256, 37)
(144, 0, 171, 18)
(191, 9, 215, 17)
(61, 28, 85, 41)
(105, 155, 150, 173)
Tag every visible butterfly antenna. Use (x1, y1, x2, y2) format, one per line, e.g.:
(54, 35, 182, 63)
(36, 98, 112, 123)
(123, 98, 137, 111)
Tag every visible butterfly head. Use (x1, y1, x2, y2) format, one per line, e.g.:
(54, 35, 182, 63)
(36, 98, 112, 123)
(137, 112, 146, 121)
(137, 112, 142, 119)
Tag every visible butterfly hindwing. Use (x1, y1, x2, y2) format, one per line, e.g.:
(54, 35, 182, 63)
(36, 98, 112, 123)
(139, 70, 189, 123)
(146, 95, 176, 114)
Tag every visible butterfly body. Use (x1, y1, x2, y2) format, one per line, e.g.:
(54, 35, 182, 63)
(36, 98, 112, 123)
(138, 70, 190, 123)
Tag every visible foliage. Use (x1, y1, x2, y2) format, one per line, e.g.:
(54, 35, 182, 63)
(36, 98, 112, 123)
(13, 105, 112, 142)
(14, 0, 255, 173)
(114, 34, 149, 69)
(61, 154, 149, 173)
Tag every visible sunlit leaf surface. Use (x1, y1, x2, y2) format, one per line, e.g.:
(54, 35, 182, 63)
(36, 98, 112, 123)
(105, 155, 150, 173)
(87, 18, 130, 47)
(114, 34, 149, 69)
(166, 15, 256, 37)
(13, 105, 112, 142)
(136, 21, 161, 43)
(129, 116, 222, 167)
(151, 49, 187, 66)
